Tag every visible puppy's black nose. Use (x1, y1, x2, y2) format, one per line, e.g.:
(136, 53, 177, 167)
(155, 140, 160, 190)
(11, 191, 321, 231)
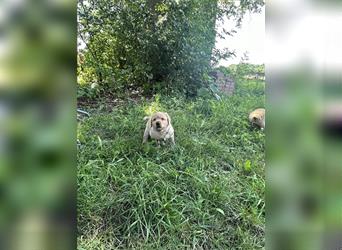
(156, 122, 161, 127)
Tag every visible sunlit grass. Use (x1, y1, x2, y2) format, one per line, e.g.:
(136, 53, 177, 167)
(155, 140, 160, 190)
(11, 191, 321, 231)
(77, 79, 265, 249)
(143, 94, 163, 116)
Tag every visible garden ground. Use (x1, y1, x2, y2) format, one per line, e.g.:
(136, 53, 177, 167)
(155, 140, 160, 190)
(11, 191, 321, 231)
(77, 78, 265, 249)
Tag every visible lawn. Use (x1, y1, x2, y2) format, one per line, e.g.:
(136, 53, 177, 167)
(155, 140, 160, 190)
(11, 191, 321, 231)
(77, 78, 265, 249)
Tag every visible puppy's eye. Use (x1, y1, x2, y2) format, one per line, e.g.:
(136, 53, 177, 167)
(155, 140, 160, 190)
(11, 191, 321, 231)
(161, 118, 165, 121)
(153, 118, 156, 121)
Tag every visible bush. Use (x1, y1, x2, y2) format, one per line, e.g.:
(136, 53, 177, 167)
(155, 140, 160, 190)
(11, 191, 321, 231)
(78, 0, 264, 97)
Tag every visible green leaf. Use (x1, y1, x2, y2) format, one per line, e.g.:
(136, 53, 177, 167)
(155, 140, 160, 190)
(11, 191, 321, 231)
(244, 160, 252, 172)
(97, 136, 103, 148)
(215, 208, 225, 215)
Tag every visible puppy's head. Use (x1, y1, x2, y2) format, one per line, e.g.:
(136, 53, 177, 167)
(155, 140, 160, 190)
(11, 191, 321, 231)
(151, 112, 170, 131)
(252, 116, 265, 129)
(249, 109, 265, 129)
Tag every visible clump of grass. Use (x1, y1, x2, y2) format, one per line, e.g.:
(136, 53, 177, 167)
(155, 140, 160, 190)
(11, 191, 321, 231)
(77, 79, 265, 249)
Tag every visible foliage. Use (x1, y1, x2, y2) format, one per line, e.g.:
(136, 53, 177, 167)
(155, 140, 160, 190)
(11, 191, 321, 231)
(218, 63, 265, 81)
(78, 0, 264, 97)
(77, 77, 265, 248)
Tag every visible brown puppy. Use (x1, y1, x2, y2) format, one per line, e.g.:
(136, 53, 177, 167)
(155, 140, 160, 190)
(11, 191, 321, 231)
(249, 108, 265, 130)
(142, 112, 175, 146)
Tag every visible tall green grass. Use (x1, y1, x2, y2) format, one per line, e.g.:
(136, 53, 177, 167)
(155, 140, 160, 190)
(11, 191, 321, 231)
(77, 79, 265, 249)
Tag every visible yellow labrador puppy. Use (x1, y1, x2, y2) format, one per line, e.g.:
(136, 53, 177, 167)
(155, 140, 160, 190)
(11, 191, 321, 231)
(143, 112, 175, 146)
(249, 108, 265, 130)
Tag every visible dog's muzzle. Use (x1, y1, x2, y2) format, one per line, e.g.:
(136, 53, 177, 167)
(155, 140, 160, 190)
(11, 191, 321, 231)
(156, 122, 161, 130)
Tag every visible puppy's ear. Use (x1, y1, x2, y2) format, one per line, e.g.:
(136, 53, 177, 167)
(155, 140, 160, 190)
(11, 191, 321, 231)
(144, 116, 151, 127)
(165, 112, 171, 126)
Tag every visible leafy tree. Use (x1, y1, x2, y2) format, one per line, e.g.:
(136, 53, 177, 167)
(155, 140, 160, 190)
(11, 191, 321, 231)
(218, 63, 265, 81)
(78, 0, 264, 97)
